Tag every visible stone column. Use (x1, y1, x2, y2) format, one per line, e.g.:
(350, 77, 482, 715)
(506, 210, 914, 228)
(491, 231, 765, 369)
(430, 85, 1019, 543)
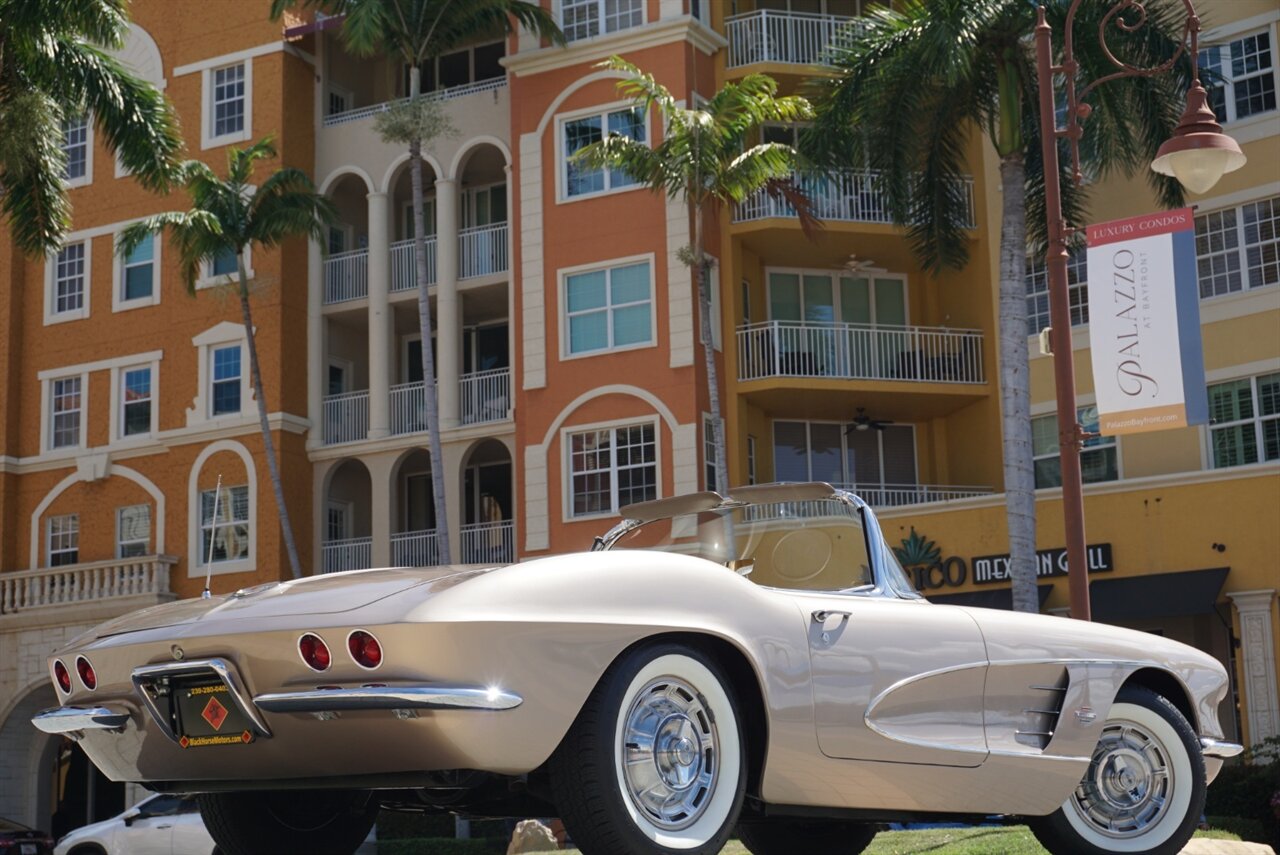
(366, 452, 395, 568)
(307, 237, 323, 449)
(435, 178, 460, 430)
(366, 191, 392, 439)
(1229, 589, 1279, 744)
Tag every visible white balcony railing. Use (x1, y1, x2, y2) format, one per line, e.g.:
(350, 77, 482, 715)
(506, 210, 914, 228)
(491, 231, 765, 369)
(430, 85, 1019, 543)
(735, 169, 977, 229)
(390, 381, 428, 436)
(1, 555, 176, 615)
(391, 529, 439, 567)
(322, 537, 372, 573)
(461, 520, 514, 565)
(324, 248, 369, 304)
(322, 389, 370, 444)
(725, 10, 860, 68)
(459, 223, 509, 279)
(843, 483, 994, 508)
(323, 77, 509, 128)
(460, 368, 511, 425)
(391, 236, 438, 293)
(736, 321, 985, 385)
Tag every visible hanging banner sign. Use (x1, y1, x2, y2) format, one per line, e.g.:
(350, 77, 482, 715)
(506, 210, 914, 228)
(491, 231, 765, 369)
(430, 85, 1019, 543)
(1086, 208, 1208, 435)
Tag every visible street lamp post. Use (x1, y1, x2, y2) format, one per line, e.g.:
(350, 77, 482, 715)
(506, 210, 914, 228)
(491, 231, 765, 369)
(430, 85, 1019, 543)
(1033, 0, 1245, 621)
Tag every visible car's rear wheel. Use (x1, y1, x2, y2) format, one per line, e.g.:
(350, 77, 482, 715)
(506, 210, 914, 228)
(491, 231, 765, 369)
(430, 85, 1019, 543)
(197, 788, 378, 855)
(1029, 686, 1205, 855)
(737, 818, 877, 854)
(549, 643, 747, 855)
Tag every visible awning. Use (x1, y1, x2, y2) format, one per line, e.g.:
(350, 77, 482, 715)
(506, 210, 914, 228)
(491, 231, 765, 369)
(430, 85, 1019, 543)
(283, 13, 344, 38)
(927, 584, 1053, 611)
(1088, 567, 1229, 622)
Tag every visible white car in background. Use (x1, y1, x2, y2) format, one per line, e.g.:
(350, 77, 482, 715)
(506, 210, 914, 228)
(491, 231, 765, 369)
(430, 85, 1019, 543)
(54, 793, 215, 855)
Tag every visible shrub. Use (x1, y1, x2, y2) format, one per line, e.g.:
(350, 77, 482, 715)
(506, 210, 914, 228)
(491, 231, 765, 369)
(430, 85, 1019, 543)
(1204, 737, 1280, 846)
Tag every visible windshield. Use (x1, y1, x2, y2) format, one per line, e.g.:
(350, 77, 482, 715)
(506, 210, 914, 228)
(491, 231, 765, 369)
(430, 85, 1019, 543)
(607, 497, 875, 592)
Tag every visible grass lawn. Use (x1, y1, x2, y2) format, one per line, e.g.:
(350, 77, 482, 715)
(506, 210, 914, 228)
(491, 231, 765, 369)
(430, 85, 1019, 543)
(552, 825, 1243, 855)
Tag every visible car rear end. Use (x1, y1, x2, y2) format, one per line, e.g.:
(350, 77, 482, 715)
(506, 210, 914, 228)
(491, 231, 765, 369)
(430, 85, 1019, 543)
(0, 818, 54, 855)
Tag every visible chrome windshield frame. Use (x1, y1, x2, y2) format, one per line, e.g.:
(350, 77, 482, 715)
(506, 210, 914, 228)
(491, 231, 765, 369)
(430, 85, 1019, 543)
(593, 482, 923, 601)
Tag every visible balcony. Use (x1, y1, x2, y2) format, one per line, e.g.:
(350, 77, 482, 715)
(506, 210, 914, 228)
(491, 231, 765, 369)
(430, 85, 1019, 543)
(742, 484, 993, 521)
(391, 236, 438, 293)
(459, 223, 509, 279)
(322, 77, 509, 128)
(725, 10, 860, 69)
(1, 555, 177, 617)
(460, 368, 511, 426)
(460, 520, 514, 565)
(737, 321, 985, 385)
(390, 529, 440, 567)
(323, 389, 370, 445)
(324, 248, 369, 304)
(321, 536, 372, 573)
(734, 170, 976, 229)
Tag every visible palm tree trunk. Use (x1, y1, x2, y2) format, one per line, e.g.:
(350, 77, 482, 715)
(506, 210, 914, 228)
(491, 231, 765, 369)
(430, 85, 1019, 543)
(237, 255, 303, 579)
(997, 154, 1038, 613)
(409, 66, 451, 566)
(694, 204, 729, 495)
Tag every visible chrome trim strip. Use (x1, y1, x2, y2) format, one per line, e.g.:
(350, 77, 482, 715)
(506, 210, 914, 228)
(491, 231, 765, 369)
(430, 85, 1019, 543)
(131, 657, 271, 742)
(1200, 737, 1244, 758)
(31, 705, 130, 734)
(253, 685, 523, 713)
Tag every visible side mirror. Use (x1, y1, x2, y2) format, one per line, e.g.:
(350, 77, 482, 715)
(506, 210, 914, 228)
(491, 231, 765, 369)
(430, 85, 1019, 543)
(122, 812, 140, 827)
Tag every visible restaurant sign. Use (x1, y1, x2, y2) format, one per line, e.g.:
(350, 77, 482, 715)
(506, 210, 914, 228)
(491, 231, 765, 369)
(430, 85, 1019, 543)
(894, 528, 1113, 591)
(1086, 208, 1208, 435)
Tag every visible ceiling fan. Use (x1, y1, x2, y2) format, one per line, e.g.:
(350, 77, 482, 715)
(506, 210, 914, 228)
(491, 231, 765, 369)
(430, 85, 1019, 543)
(841, 253, 880, 275)
(846, 408, 894, 433)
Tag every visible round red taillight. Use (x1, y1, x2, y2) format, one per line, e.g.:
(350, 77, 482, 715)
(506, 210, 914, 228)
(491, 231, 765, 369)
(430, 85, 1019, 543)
(75, 656, 97, 690)
(298, 633, 331, 672)
(347, 630, 382, 669)
(53, 660, 72, 694)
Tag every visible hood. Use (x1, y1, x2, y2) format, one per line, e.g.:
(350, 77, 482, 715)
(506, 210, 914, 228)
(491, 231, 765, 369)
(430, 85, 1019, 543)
(70, 565, 489, 644)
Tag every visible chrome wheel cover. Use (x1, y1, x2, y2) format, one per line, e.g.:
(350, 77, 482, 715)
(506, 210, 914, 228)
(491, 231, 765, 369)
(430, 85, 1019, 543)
(1070, 720, 1174, 838)
(620, 676, 719, 831)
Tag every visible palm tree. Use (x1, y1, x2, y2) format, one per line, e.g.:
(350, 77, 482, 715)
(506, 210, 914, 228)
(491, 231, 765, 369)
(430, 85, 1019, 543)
(0, 0, 182, 254)
(810, 0, 1188, 612)
(574, 58, 815, 496)
(271, 0, 562, 565)
(118, 139, 336, 580)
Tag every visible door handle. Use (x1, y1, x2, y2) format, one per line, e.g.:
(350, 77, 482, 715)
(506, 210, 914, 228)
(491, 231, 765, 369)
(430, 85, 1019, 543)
(811, 609, 852, 624)
(156, 823, 172, 829)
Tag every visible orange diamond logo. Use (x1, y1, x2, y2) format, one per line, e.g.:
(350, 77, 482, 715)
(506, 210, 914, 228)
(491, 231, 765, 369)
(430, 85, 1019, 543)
(240, 729, 252, 743)
(201, 696, 228, 731)
(178, 735, 190, 749)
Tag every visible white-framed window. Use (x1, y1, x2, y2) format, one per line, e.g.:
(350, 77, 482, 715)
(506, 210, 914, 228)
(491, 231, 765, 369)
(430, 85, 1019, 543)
(704, 415, 721, 492)
(62, 115, 91, 186)
(48, 240, 90, 322)
(746, 435, 757, 485)
(698, 256, 722, 350)
(1207, 372, 1280, 468)
(47, 514, 79, 567)
(400, 40, 505, 94)
(196, 245, 252, 289)
(563, 258, 654, 357)
(117, 505, 151, 558)
(1201, 29, 1277, 124)
(200, 484, 250, 565)
(772, 420, 917, 490)
(768, 268, 908, 326)
(561, 0, 644, 42)
(1025, 248, 1088, 334)
(211, 344, 242, 416)
(114, 231, 161, 310)
(1195, 196, 1280, 298)
(201, 60, 252, 149)
(741, 278, 752, 325)
(567, 421, 658, 517)
(1032, 405, 1118, 488)
(562, 105, 645, 199)
(120, 366, 153, 437)
(50, 376, 83, 450)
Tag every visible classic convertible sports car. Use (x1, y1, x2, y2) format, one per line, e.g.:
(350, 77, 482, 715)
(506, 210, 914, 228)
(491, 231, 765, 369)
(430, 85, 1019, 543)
(34, 483, 1239, 855)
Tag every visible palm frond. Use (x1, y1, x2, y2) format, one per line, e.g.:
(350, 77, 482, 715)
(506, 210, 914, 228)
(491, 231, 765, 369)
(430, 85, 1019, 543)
(596, 56, 680, 118)
(0, 89, 69, 255)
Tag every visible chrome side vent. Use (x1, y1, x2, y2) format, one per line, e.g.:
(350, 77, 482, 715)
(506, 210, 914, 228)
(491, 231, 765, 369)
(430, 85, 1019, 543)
(1015, 669, 1069, 751)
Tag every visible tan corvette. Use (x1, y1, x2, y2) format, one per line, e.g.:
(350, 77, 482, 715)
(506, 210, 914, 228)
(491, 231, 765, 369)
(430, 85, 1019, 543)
(34, 483, 1239, 855)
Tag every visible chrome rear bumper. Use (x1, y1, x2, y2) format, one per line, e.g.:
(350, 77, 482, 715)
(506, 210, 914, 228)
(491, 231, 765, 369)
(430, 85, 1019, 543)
(1200, 737, 1244, 758)
(32, 705, 130, 734)
(253, 685, 523, 713)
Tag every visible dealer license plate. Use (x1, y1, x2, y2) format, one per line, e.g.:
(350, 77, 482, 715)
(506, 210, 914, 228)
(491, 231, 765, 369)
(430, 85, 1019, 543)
(173, 680, 255, 748)
(21, 843, 37, 855)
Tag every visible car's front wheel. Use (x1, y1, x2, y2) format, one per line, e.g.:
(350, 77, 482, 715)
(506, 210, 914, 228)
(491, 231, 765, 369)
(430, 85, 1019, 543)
(197, 788, 378, 855)
(1029, 686, 1205, 855)
(549, 642, 747, 855)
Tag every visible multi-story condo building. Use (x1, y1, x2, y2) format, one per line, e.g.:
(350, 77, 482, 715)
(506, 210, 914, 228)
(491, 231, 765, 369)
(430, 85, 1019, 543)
(0, 0, 1276, 837)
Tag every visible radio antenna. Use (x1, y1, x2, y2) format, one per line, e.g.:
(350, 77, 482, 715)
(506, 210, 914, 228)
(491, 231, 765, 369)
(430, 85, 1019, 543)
(201, 474, 222, 599)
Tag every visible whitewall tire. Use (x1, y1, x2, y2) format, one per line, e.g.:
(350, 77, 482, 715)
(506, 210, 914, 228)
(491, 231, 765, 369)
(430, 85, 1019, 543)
(1030, 686, 1205, 855)
(550, 643, 747, 855)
